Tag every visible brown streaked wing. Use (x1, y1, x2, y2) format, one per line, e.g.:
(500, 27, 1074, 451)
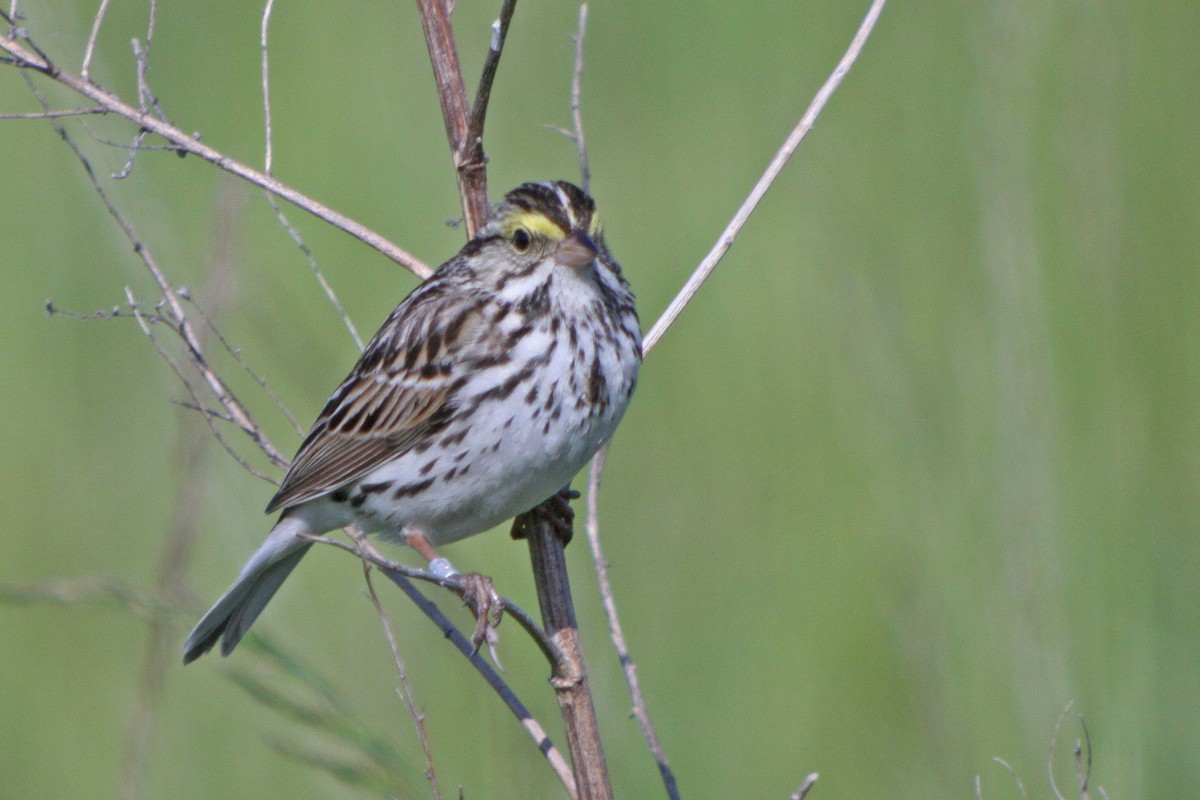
(265, 290, 488, 514)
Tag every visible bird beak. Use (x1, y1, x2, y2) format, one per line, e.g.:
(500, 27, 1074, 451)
(555, 230, 598, 269)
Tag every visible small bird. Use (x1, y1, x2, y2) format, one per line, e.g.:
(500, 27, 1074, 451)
(183, 181, 641, 663)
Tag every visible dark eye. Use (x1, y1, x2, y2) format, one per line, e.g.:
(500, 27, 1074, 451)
(512, 228, 531, 252)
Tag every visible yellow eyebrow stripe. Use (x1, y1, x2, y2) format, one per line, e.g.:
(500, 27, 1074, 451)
(502, 211, 566, 241)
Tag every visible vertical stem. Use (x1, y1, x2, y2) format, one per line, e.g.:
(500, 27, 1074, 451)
(522, 509, 614, 800)
(412, 2, 611, 792)
(413, 0, 490, 235)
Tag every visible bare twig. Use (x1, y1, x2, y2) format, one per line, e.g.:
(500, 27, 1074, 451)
(357, 554, 442, 800)
(181, 293, 304, 437)
(413, 0, 492, 234)
(114, 4, 165, 181)
(516, 502, 613, 800)
(584, 448, 679, 800)
(789, 773, 820, 800)
(124, 288, 281, 484)
(119, 193, 240, 799)
(642, 0, 887, 355)
(1075, 715, 1092, 800)
(0, 23, 431, 277)
(0, 106, 106, 119)
(411, 3, 611, 793)
(300, 532, 560, 666)
(1048, 701, 1074, 800)
(377, 563, 578, 798)
(465, 0, 516, 160)
(81, 0, 110, 79)
(990, 757, 1029, 800)
(570, 4, 590, 192)
(18, 57, 288, 477)
(0, 576, 170, 621)
(260, 0, 363, 350)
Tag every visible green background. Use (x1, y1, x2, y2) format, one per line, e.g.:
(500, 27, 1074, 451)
(2, 1, 1196, 798)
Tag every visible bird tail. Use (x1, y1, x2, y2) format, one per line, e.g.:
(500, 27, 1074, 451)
(183, 515, 312, 664)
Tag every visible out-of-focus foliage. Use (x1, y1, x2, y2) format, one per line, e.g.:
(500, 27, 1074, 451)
(1, 1, 1196, 798)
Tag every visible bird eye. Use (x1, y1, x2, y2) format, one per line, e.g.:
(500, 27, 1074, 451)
(512, 227, 531, 252)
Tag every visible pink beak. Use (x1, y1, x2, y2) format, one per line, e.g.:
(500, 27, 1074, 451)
(555, 230, 598, 269)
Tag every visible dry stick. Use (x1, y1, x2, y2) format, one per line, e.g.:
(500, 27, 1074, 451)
(580, 4, 887, 797)
(465, 0, 516, 164)
(302, 533, 564, 673)
(81, 0, 110, 79)
(411, 1, 611, 793)
(570, 4, 590, 193)
(567, 7, 672, 795)
(181, 294, 305, 437)
(0, 106, 106, 118)
(124, 291, 281, 484)
(10, 9, 581, 790)
(116, 2, 165, 181)
(642, 0, 888, 356)
(357, 560, 443, 800)
(413, 0, 490, 237)
(989, 757, 1029, 800)
(303, 530, 579, 798)
(11, 66, 291, 471)
(260, 0, 364, 350)
(789, 773, 820, 800)
(1048, 701, 1074, 800)
(0, 28, 432, 278)
(119, 189, 242, 800)
(584, 449, 679, 800)
(517, 507, 613, 800)
(378, 566, 579, 798)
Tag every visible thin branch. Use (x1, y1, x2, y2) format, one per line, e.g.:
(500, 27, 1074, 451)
(1075, 716, 1092, 800)
(570, 4, 589, 192)
(413, 0, 490, 234)
(789, 773, 820, 800)
(516, 502, 613, 800)
(261, 0, 276, 174)
(0, 575, 171, 621)
(297, 529, 575, 795)
(124, 289, 281, 484)
(301, 532, 561, 666)
(14, 68, 293, 468)
(1048, 701, 1074, 800)
(116, 4, 166, 181)
(989, 757, 1029, 800)
(464, 0, 516, 160)
(379, 563, 578, 798)
(584, 448, 679, 800)
(358, 559, 442, 800)
(260, 0, 364, 349)
(81, 0, 110, 79)
(180, 293, 304, 437)
(642, 0, 887, 355)
(0, 106, 106, 118)
(119, 205, 236, 798)
(0, 24, 431, 277)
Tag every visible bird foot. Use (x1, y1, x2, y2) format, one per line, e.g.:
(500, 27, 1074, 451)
(511, 486, 579, 545)
(458, 572, 503, 660)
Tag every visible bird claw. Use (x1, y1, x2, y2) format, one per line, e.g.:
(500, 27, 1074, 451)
(511, 486, 579, 545)
(459, 572, 503, 660)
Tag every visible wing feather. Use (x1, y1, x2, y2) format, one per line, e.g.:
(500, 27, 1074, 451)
(266, 280, 491, 514)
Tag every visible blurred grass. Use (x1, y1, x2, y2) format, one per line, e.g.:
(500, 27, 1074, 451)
(2, 0, 1198, 798)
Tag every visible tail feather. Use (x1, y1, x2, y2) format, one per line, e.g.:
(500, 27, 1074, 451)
(183, 519, 313, 664)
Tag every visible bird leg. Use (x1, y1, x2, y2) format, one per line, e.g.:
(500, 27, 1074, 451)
(406, 531, 502, 655)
